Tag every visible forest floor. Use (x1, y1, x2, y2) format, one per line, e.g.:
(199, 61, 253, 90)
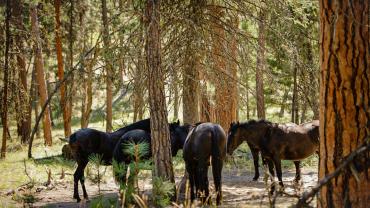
(0, 121, 318, 207)
(0, 159, 317, 207)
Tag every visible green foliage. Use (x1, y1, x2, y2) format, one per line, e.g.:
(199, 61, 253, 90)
(152, 177, 175, 208)
(89, 195, 117, 208)
(88, 154, 107, 194)
(122, 140, 151, 161)
(113, 141, 151, 206)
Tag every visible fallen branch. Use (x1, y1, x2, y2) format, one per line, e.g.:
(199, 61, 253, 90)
(296, 139, 370, 207)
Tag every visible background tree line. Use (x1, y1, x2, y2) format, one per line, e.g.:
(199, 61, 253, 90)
(0, 0, 319, 148)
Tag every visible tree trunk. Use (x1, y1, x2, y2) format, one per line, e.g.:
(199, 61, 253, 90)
(144, 0, 175, 186)
(291, 54, 299, 123)
(1, 0, 11, 158)
(133, 23, 145, 122)
(279, 89, 288, 118)
(318, 1, 369, 207)
(54, 0, 71, 137)
(30, 4, 53, 146)
(12, 0, 31, 144)
(306, 40, 319, 120)
(182, 0, 205, 125)
(101, 0, 113, 132)
(81, 53, 94, 128)
(211, 5, 237, 132)
(256, 7, 266, 119)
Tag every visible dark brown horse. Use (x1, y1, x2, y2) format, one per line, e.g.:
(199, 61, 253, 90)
(227, 120, 319, 187)
(183, 123, 226, 205)
(66, 119, 180, 202)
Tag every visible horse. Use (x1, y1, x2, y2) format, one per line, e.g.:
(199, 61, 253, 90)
(228, 122, 298, 181)
(66, 119, 179, 202)
(227, 119, 319, 187)
(183, 123, 226, 205)
(112, 123, 191, 183)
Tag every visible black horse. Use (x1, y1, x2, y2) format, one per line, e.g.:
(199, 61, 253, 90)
(183, 123, 226, 205)
(67, 119, 180, 202)
(227, 120, 319, 187)
(112, 123, 191, 183)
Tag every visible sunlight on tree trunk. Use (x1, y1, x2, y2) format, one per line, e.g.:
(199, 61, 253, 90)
(319, 1, 369, 207)
(145, 0, 175, 184)
(30, 4, 53, 146)
(256, 6, 266, 120)
(102, 0, 113, 132)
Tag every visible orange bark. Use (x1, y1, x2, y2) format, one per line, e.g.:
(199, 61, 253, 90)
(319, 1, 369, 207)
(54, 0, 71, 137)
(211, 5, 237, 132)
(30, 5, 53, 146)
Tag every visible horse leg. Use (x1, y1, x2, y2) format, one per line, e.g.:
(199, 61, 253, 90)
(294, 161, 301, 182)
(79, 159, 89, 200)
(266, 159, 276, 195)
(73, 161, 86, 202)
(272, 157, 283, 187)
(249, 145, 260, 181)
(212, 159, 223, 205)
(186, 164, 196, 203)
(196, 165, 208, 204)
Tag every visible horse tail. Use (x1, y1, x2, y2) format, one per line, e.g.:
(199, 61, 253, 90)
(210, 126, 221, 162)
(211, 125, 223, 204)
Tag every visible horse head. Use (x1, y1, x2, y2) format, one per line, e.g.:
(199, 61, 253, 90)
(169, 121, 191, 156)
(227, 121, 242, 155)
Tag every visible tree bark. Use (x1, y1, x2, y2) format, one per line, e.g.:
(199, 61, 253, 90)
(54, 0, 71, 137)
(182, 0, 205, 125)
(318, 1, 370, 207)
(12, 0, 31, 144)
(279, 89, 288, 118)
(211, 5, 237, 131)
(30, 4, 53, 146)
(144, 0, 175, 185)
(291, 53, 299, 123)
(1, 0, 11, 158)
(256, 7, 266, 119)
(101, 0, 113, 132)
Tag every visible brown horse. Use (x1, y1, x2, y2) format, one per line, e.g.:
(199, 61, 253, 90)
(227, 120, 319, 187)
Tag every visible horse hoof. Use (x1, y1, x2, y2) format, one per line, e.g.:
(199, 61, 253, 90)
(252, 177, 259, 181)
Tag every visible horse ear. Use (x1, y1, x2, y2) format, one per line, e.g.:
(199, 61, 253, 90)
(176, 119, 180, 125)
(237, 121, 240, 125)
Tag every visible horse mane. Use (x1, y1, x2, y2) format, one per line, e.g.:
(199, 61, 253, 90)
(239, 119, 273, 128)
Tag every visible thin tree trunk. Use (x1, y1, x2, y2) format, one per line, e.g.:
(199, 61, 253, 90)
(144, 0, 175, 187)
(101, 0, 113, 132)
(291, 53, 299, 123)
(30, 67, 40, 139)
(279, 89, 288, 118)
(30, 4, 52, 146)
(318, 1, 369, 207)
(12, 0, 31, 144)
(1, 0, 11, 158)
(54, 0, 71, 137)
(81, 55, 94, 128)
(256, 7, 266, 119)
(306, 40, 319, 120)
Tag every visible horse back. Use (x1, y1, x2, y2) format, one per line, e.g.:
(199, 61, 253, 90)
(183, 123, 226, 163)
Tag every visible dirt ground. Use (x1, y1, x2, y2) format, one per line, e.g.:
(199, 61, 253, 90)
(4, 166, 317, 208)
